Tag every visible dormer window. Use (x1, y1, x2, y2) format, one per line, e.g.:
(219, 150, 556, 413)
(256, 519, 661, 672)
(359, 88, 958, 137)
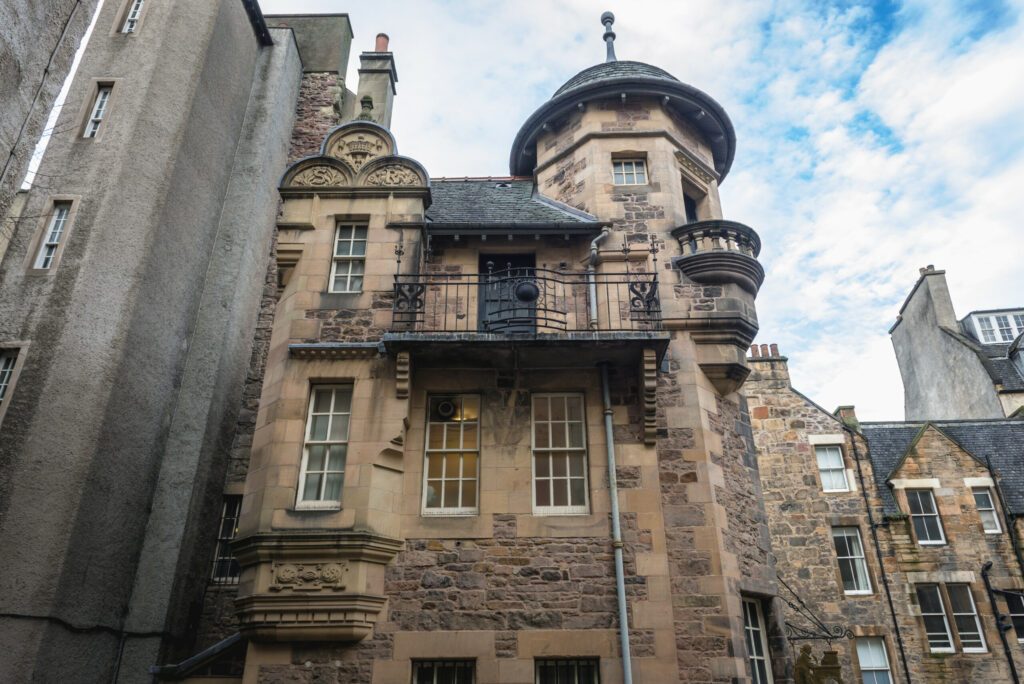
(612, 159, 647, 185)
(973, 312, 1024, 343)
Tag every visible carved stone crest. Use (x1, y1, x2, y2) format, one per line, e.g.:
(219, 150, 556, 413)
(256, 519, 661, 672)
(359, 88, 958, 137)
(292, 166, 346, 187)
(270, 561, 349, 592)
(365, 164, 421, 187)
(330, 132, 387, 170)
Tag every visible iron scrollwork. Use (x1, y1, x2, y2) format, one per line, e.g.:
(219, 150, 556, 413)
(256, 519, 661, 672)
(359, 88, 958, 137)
(778, 575, 854, 646)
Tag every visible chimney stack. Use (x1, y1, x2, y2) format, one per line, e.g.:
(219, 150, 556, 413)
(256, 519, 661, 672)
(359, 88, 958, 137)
(355, 32, 398, 128)
(834, 405, 859, 429)
(747, 343, 790, 384)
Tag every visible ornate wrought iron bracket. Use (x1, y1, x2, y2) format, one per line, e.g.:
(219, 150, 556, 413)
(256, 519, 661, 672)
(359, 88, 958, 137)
(778, 575, 854, 646)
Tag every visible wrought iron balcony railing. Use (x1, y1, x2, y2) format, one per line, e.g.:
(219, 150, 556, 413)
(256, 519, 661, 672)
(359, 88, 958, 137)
(392, 266, 661, 334)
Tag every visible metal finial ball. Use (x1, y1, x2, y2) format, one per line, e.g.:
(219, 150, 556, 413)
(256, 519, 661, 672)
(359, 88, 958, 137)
(601, 11, 615, 26)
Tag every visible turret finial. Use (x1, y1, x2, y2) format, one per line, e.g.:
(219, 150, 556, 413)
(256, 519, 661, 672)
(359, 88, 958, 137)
(601, 11, 617, 63)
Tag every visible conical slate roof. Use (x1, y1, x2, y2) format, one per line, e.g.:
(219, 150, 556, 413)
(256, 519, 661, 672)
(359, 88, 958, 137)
(553, 60, 680, 97)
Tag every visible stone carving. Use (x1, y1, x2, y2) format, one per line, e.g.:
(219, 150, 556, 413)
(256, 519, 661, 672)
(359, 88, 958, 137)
(329, 131, 387, 170)
(292, 166, 346, 187)
(270, 561, 348, 592)
(364, 164, 421, 187)
(396, 351, 410, 399)
(675, 151, 714, 184)
(642, 348, 658, 445)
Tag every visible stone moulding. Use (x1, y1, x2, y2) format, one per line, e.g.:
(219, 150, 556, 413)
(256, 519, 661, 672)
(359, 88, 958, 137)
(642, 348, 658, 444)
(395, 350, 410, 398)
(232, 531, 403, 642)
(672, 251, 765, 295)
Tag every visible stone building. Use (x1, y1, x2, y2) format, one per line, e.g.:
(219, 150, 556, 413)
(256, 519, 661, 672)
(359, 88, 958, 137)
(0, 4, 791, 683)
(746, 344, 1024, 683)
(891, 265, 1024, 420)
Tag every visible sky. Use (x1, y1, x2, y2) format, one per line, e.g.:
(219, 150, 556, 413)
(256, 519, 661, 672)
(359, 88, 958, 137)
(35, 0, 1024, 420)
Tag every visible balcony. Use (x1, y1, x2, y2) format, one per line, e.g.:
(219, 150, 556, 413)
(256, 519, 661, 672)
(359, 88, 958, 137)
(670, 220, 764, 295)
(383, 265, 667, 367)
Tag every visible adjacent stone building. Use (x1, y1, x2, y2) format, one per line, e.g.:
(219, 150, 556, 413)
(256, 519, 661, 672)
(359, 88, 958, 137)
(746, 344, 1024, 684)
(891, 265, 1024, 420)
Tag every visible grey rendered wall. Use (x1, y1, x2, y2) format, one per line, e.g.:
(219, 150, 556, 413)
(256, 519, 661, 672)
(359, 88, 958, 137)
(0, 1, 301, 681)
(892, 273, 1004, 420)
(0, 0, 99, 232)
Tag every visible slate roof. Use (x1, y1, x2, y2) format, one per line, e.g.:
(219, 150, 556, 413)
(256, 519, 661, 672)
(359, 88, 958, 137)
(940, 327, 1024, 392)
(553, 60, 680, 97)
(425, 178, 600, 227)
(861, 420, 1024, 514)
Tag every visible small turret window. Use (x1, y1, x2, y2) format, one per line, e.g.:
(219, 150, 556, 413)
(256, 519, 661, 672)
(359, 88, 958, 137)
(612, 159, 647, 185)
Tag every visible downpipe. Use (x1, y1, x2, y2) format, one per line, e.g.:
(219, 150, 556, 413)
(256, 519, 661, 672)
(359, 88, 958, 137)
(982, 561, 1020, 684)
(600, 362, 633, 683)
(588, 228, 611, 329)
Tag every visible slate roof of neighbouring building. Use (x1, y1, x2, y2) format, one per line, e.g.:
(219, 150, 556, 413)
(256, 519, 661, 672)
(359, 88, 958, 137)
(950, 312, 1024, 392)
(425, 178, 600, 227)
(861, 420, 1024, 514)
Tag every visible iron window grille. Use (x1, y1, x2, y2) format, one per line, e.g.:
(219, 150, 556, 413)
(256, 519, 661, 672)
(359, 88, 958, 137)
(422, 395, 480, 515)
(296, 385, 351, 509)
(329, 224, 367, 293)
(612, 159, 647, 185)
(121, 0, 144, 33)
(947, 584, 986, 652)
(906, 489, 945, 544)
(832, 527, 872, 594)
(210, 495, 242, 584)
(535, 658, 601, 683)
(412, 660, 475, 684)
(532, 394, 589, 515)
(815, 445, 849, 492)
(35, 203, 71, 269)
(85, 87, 111, 138)
(0, 350, 17, 404)
(916, 584, 955, 652)
(973, 487, 1002, 533)
(855, 638, 892, 684)
(742, 598, 774, 684)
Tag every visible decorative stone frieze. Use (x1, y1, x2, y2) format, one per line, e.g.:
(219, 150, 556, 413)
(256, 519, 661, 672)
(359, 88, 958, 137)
(291, 165, 348, 187)
(675, 150, 714, 185)
(364, 164, 421, 187)
(327, 128, 389, 170)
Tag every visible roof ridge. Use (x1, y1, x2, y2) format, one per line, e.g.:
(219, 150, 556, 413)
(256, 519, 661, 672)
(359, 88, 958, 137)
(430, 176, 531, 182)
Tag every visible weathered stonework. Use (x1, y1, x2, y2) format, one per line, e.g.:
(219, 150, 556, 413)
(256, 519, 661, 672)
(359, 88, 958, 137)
(288, 72, 344, 163)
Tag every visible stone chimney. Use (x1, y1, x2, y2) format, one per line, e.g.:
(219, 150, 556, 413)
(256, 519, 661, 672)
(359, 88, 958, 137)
(355, 32, 398, 128)
(747, 343, 790, 386)
(834, 405, 859, 429)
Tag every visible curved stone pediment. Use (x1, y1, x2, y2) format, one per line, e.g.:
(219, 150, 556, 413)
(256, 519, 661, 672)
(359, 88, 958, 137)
(357, 157, 427, 187)
(323, 122, 396, 171)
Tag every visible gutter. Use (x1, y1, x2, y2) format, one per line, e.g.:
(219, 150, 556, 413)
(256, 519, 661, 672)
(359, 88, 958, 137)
(600, 363, 633, 684)
(845, 426, 911, 684)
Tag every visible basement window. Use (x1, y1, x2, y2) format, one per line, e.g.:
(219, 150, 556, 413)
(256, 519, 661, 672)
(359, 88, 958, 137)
(535, 658, 600, 683)
(412, 660, 475, 684)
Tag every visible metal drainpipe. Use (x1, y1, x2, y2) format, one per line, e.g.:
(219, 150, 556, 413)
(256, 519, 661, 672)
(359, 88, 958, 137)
(600, 362, 633, 684)
(982, 561, 1021, 683)
(845, 426, 912, 684)
(588, 228, 611, 329)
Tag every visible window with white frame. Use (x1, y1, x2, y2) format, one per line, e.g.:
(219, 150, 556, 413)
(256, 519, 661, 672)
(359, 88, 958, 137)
(532, 394, 588, 514)
(916, 584, 954, 652)
(84, 86, 111, 138)
(411, 660, 475, 684)
(612, 159, 647, 185)
(977, 316, 997, 343)
(121, 0, 144, 33)
(297, 385, 351, 508)
(742, 598, 774, 684)
(1004, 591, 1024, 643)
(973, 487, 1001, 533)
(906, 489, 945, 544)
(832, 527, 871, 594)
(329, 224, 367, 293)
(855, 638, 892, 684)
(816, 445, 849, 492)
(535, 658, 600, 684)
(947, 584, 986, 652)
(423, 395, 479, 515)
(0, 349, 18, 405)
(210, 495, 242, 584)
(975, 313, 1024, 344)
(34, 202, 71, 270)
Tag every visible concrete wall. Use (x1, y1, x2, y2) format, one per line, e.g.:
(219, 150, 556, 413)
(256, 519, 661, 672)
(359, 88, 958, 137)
(892, 269, 1005, 420)
(0, 0, 302, 680)
(0, 0, 99, 232)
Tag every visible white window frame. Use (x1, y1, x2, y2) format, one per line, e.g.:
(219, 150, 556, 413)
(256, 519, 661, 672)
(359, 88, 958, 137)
(210, 495, 242, 584)
(742, 598, 774, 684)
(531, 393, 589, 516)
(1004, 591, 1024, 644)
(973, 487, 1002, 534)
(832, 527, 872, 595)
(121, 0, 144, 33)
(916, 584, 955, 653)
(0, 349, 17, 405)
(411, 660, 475, 683)
(855, 638, 892, 684)
(996, 315, 1015, 342)
(84, 86, 111, 138)
(815, 445, 850, 492)
(296, 385, 352, 510)
(328, 223, 367, 293)
(421, 394, 480, 516)
(34, 202, 71, 270)
(612, 159, 647, 185)
(535, 658, 601, 684)
(974, 313, 1024, 344)
(906, 488, 946, 545)
(947, 584, 987, 653)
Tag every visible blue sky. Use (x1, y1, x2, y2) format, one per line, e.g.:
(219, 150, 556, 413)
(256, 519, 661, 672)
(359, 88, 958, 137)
(36, 0, 1024, 420)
